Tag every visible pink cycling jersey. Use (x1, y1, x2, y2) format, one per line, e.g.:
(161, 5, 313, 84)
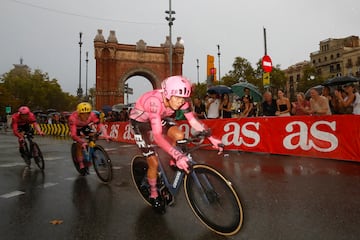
(11, 112, 39, 138)
(130, 89, 205, 161)
(68, 111, 104, 144)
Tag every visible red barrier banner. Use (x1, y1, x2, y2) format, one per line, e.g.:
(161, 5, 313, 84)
(104, 115, 360, 162)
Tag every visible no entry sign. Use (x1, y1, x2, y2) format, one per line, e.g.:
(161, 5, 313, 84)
(262, 55, 272, 73)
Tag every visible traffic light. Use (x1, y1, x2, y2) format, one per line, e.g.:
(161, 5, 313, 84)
(207, 55, 217, 86)
(207, 55, 215, 76)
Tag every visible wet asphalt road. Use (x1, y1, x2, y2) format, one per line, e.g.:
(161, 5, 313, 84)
(1, 131, 360, 240)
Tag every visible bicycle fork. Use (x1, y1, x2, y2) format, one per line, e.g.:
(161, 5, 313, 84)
(189, 169, 218, 205)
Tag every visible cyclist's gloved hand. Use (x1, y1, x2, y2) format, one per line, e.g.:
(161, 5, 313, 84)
(81, 142, 88, 149)
(208, 136, 224, 154)
(176, 155, 190, 174)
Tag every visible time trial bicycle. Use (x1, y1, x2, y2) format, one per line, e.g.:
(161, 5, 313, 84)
(131, 130, 244, 236)
(21, 127, 45, 170)
(71, 126, 113, 183)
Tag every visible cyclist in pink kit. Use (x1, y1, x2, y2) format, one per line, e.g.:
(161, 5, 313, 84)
(130, 75, 223, 212)
(68, 102, 110, 176)
(12, 106, 44, 165)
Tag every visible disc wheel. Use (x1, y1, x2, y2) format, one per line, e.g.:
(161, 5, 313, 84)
(184, 164, 244, 236)
(71, 142, 81, 174)
(131, 155, 152, 206)
(92, 145, 113, 183)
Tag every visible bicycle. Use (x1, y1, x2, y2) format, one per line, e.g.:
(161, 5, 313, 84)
(131, 130, 244, 236)
(71, 126, 113, 183)
(20, 127, 45, 170)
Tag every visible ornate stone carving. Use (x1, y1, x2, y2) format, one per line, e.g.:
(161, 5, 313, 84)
(107, 30, 118, 43)
(136, 39, 147, 51)
(94, 29, 105, 42)
(175, 37, 184, 48)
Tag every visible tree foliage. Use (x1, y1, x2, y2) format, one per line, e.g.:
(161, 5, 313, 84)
(0, 67, 78, 116)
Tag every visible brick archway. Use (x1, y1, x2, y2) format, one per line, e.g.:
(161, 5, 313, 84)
(93, 29, 184, 109)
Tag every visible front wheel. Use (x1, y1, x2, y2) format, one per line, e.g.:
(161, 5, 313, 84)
(92, 145, 113, 183)
(184, 164, 244, 236)
(32, 142, 45, 170)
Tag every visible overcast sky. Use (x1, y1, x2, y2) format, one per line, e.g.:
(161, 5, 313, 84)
(1, 0, 359, 103)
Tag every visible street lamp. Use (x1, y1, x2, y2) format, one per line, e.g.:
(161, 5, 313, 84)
(165, 0, 175, 76)
(85, 51, 89, 99)
(217, 44, 221, 84)
(77, 32, 83, 98)
(196, 59, 199, 84)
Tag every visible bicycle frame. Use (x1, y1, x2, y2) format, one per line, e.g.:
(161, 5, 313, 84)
(23, 130, 35, 156)
(155, 141, 213, 198)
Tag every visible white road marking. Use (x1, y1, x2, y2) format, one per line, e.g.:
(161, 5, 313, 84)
(1, 190, 25, 198)
(41, 182, 59, 188)
(0, 163, 24, 168)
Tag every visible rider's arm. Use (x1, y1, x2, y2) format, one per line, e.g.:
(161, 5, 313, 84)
(150, 114, 184, 161)
(183, 104, 223, 152)
(28, 113, 43, 134)
(68, 115, 85, 144)
(89, 112, 109, 138)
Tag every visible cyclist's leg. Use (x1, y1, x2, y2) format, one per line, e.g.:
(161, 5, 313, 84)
(167, 125, 185, 145)
(164, 118, 184, 167)
(75, 142, 86, 174)
(131, 119, 164, 211)
(146, 154, 159, 198)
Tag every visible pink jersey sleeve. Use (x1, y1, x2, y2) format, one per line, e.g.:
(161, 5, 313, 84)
(134, 93, 183, 161)
(68, 112, 86, 143)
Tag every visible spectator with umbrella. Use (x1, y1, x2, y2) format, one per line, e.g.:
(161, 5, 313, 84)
(334, 82, 360, 115)
(206, 91, 220, 119)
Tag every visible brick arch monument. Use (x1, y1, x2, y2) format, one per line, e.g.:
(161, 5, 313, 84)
(93, 29, 184, 109)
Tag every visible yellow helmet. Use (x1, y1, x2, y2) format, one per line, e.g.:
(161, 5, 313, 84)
(77, 102, 92, 113)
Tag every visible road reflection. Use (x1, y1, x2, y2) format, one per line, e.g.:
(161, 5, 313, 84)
(70, 177, 113, 239)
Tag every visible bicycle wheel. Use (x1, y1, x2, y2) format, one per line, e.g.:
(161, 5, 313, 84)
(22, 141, 31, 166)
(184, 164, 243, 236)
(130, 155, 152, 206)
(92, 145, 113, 183)
(32, 142, 45, 170)
(71, 142, 82, 174)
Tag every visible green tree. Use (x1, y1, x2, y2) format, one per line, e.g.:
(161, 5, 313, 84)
(192, 82, 207, 100)
(223, 57, 256, 86)
(0, 67, 78, 114)
(297, 65, 323, 93)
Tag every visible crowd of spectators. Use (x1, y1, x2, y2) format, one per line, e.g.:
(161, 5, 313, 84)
(190, 83, 360, 119)
(29, 82, 360, 126)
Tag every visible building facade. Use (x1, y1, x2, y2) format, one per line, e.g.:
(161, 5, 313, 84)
(285, 35, 360, 99)
(310, 35, 360, 78)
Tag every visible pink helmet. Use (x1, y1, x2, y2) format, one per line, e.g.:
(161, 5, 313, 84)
(18, 106, 30, 115)
(161, 75, 192, 99)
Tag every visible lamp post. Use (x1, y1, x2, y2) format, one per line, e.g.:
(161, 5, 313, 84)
(85, 51, 89, 99)
(77, 32, 83, 98)
(196, 59, 199, 85)
(217, 44, 221, 85)
(165, 0, 175, 76)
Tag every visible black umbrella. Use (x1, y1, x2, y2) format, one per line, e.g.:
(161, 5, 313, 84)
(322, 76, 360, 86)
(207, 85, 233, 95)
